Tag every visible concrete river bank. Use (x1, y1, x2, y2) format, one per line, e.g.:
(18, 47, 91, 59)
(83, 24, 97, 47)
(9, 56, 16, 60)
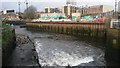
(10, 27, 106, 67)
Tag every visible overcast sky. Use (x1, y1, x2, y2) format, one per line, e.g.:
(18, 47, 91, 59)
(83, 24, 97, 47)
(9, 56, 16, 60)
(1, 0, 120, 12)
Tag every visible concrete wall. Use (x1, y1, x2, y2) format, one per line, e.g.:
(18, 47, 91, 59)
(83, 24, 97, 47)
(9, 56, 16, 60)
(105, 29, 120, 64)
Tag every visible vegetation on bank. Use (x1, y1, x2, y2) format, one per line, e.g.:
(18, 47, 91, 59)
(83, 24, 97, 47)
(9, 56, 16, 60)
(2, 24, 14, 46)
(0, 23, 2, 48)
(2, 23, 16, 66)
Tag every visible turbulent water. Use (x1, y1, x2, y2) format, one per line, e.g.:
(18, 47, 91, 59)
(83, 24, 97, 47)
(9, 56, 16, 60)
(15, 27, 106, 66)
(34, 38, 105, 66)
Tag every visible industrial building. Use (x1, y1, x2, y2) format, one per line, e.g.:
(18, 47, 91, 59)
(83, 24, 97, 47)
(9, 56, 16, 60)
(78, 5, 113, 22)
(61, 0, 78, 18)
(42, 0, 114, 22)
(45, 7, 60, 13)
(62, 5, 78, 17)
(80, 5, 113, 16)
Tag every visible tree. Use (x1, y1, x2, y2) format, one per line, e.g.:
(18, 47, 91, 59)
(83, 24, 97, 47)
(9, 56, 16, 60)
(23, 5, 37, 19)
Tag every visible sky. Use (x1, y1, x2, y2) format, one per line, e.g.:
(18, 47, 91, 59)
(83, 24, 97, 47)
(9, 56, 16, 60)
(1, 0, 120, 12)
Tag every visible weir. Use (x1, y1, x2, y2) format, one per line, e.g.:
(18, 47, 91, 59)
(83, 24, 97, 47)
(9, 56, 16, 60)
(26, 21, 120, 64)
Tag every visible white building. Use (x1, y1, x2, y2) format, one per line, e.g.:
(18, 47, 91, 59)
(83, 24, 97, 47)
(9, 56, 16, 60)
(102, 5, 113, 13)
(3, 10, 15, 14)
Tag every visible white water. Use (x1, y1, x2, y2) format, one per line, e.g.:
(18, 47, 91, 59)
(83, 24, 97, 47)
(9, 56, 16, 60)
(35, 40, 94, 66)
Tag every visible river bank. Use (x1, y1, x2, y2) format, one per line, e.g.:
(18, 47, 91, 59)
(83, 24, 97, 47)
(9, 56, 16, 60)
(3, 34, 40, 68)
(2, 24, 40, 68)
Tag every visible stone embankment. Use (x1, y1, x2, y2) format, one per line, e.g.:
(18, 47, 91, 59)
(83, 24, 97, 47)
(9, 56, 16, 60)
(3, 34, 41, 68)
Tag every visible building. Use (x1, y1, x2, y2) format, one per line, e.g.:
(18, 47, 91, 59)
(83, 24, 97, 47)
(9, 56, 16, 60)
(79, 5, 113, 22)
(62, 5, 79, 18)
(54, 8, 60, 13)
(45, 7, 54, 13)
(79, 6, 88, 15)
(61, 0, 78, 18)
(118, 1, 120, 12)
(3, 10, 15, 14)
(82, 5, 113, 18)
(45, 7, 49, 13)
(45, 7, 60, 13)
(1, 10, 21, 20)
(81, 5, 113, 16)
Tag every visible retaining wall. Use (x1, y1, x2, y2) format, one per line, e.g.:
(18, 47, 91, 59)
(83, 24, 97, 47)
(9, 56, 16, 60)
(26, 22, 107, 39)
(105, 29, 120, 64)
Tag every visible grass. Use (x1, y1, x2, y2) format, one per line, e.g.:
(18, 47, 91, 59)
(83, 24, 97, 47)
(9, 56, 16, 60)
(2, 23, 15, 65)
(2, 24, 13, 46)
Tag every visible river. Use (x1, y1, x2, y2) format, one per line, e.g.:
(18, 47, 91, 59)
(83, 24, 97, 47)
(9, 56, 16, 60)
(15, 27, 106, 67)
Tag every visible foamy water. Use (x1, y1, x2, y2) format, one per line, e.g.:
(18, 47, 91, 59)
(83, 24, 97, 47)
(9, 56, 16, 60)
(34, 40, 94, 66)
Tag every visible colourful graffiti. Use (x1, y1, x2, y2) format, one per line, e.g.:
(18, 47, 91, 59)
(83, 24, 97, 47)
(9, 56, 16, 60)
(80, 16, 106, 22)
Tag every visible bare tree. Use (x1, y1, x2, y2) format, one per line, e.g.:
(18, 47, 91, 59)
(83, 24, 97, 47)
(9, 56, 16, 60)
(23, 5, 37, 19)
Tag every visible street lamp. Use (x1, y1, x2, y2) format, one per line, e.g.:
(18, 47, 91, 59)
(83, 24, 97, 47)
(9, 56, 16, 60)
(115, 0, 118, 19)
(115, 0, 117, 12)
(24, 0, 28, 10)
(18, 1, 21, 15)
